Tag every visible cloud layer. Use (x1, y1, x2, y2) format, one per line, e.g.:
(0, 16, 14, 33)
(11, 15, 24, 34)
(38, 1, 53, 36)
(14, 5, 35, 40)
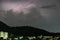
(0, 0, 59, 32)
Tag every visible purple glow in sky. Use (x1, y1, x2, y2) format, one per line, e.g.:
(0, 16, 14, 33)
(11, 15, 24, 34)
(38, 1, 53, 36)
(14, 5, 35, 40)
(0, 0, 59, 32)
(1, 1, 36, 14)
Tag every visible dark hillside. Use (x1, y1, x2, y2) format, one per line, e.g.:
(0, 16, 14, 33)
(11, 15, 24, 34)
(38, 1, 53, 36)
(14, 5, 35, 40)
(0, 21, 10, 32)
(9, 26, 51, 36)
(0, 21, 60, 36)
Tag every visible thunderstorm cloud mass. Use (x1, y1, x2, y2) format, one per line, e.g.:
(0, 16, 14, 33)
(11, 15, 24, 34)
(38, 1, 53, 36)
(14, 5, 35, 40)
(1, 1, 36, 14)
(0, 0, 60, 32)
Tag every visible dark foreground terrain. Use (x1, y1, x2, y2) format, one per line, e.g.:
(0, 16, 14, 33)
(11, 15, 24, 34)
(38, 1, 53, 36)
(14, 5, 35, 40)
(0, 21, 60, 37)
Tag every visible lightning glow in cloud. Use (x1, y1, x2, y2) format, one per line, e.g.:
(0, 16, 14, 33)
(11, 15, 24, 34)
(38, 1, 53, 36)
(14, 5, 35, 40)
(1, 2, 36, 14)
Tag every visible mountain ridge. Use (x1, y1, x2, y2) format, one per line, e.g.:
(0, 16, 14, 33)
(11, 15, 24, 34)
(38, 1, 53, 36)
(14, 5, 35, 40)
(0, 21, 60, 36)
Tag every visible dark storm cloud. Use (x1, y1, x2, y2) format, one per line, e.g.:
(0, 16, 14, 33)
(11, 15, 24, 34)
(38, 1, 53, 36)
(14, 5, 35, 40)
(2, 8, 47, 26)
(0, 0, 59, 32)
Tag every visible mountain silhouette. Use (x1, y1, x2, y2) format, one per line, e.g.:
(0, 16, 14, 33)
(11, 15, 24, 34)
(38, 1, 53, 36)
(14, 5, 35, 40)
(0, 21, 8, 27)
(0, 21, 9, 32)
(9, 26, 52, 36)
(0, 21, 60, 36)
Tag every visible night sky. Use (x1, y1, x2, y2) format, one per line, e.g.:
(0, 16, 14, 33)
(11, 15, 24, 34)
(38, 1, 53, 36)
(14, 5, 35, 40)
(0, 0, 59, 32)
